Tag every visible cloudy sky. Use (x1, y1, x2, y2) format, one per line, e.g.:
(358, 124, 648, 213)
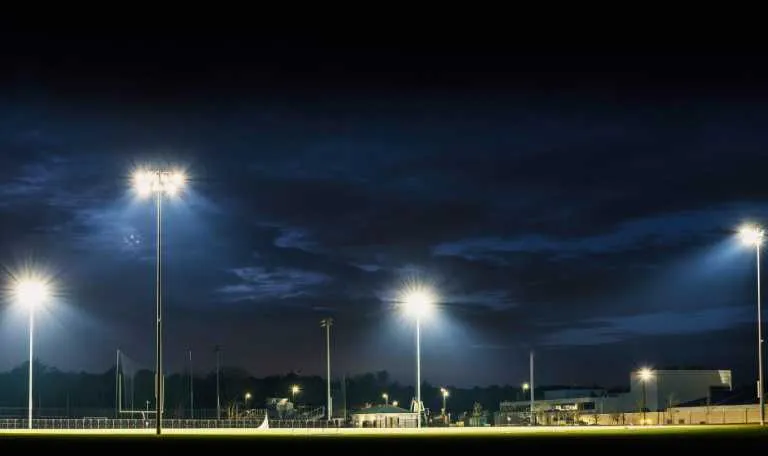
(0, 33, 767, 388)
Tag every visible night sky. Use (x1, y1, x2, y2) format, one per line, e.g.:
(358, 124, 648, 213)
(1, 32, 767, 388)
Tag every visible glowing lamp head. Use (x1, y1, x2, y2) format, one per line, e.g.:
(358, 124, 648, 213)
(245, 392, 252, 400)
(739, 224, 764, 247)
(133, 170, 155, 197)
(382, 393, 388, 399)
(133, 169, 186, 198)
(638, 367, 654, 382)
(441, 388, 449, 397)
(291, 385, 300, 395)
(402, 287, 436, 319)
(522, 382, 530, 390)
(14, 278, 49, 310)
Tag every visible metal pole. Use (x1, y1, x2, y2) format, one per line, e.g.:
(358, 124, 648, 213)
(416, 318, 421, 428)
(189, 349, 194, 419)
(758, 245, 765, 425)
(215, 346, 221, 421)
(529, 351, 534, 426)
(342, 373, 347, 422)
(642, 381, 647, 424)
(324, 319, 333, 420)
(28, 306, 34, 430)
(116, 349, 120, 418)
(155, 185, 163, 435)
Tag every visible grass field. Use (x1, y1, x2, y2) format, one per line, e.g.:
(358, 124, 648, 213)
(1, 424, 767, 438)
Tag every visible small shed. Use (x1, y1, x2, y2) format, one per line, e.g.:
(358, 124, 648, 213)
(350, 405, 419, 428)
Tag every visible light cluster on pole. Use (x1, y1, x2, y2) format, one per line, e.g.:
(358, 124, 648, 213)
(133, 170, 186, 198)
(12, 276, 51, 430)
(401, 284, 437, 428)
(132, 167, 187, 436)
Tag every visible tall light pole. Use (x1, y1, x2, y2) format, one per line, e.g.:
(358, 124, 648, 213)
(529, 351, 535, 425)
(214, 345, 221, 421)
(291, 384, 300, 403)
(133, 168, 186, 435)
(521, 382, 530, 401)
(740, 224, 765, 426)
(13, 277, 50, 430)
(402, 286, 436, 428)
(382, 393, 389, 405)
(188, 349, 194, 419)
(638, 367, 653, 425)
(321, 318, 333, 420)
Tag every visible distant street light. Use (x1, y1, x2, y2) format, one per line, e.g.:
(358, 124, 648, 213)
(12, 276, 51, 430)
(392, 400, 399, 407)
(133, 168, 187, 435)
(291, 384, 301, 403)
(638, 367, 654, 424)
(382, 393, 389, 406)
(739, 224, 765, 426)
(522, 382, 530, 400)
(440, 387, 449, 417)
(401, 285, 436, 428)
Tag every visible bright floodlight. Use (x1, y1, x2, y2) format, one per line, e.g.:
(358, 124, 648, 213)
(441, 387, 449, 398)
(14, 279, 49, 309)
(245, 392, 252, 400)
(638, 367, 654, 382)
(522, 382, 530, 390)
(133, 169, 186, 198)
(402, 287, 436, 319)
(739, 224, 764, 247)
(291, 385, 300, 394)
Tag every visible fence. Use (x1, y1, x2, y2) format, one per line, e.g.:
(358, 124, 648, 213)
(0, 417, 344, 430)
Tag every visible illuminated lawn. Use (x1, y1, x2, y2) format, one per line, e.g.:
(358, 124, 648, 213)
(1, 425, 767, 439)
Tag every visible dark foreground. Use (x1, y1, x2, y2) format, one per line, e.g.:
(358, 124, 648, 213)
(1, 426, 768, 450)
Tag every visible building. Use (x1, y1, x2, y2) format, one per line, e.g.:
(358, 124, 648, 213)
(350, 405, 419, 428)
(628, 369, 732, 412)
(495, 369, 733, 426)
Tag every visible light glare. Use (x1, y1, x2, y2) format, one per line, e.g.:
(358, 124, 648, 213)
(402, 287, 436, 319)
(13, 278, 50, 310)
(638, 367, 654, 381)
(132, 169, 187, 197)
(739, 224, 764, 247)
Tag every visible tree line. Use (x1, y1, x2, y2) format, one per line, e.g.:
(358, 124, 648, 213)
(0, 361, 536, 419)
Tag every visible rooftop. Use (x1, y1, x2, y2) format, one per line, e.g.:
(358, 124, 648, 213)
(351, 405, 414, 415)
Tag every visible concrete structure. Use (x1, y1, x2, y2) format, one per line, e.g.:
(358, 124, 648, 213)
(350, 405, 419, 428)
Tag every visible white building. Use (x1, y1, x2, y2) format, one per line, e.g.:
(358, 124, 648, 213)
(350, 405, 419, 428)
(628, 369, 732, 412)
(496, 368, 733, 425)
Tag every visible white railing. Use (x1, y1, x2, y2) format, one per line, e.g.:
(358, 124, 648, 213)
(0, 417, 344, 429)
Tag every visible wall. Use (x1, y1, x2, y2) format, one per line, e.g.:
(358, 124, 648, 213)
(573, 404, 765, 425)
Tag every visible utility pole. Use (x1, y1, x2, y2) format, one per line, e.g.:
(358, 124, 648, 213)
(342, 373, 347, 422)
(188, 349, 194, 419)
(321, 318, 333, 420)
(215, 345, 221, 422)
(529, 351, 535, 426)
(115, 349, 120, 418)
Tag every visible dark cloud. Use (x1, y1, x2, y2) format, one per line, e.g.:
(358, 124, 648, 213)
(1, 47, 768, 386)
